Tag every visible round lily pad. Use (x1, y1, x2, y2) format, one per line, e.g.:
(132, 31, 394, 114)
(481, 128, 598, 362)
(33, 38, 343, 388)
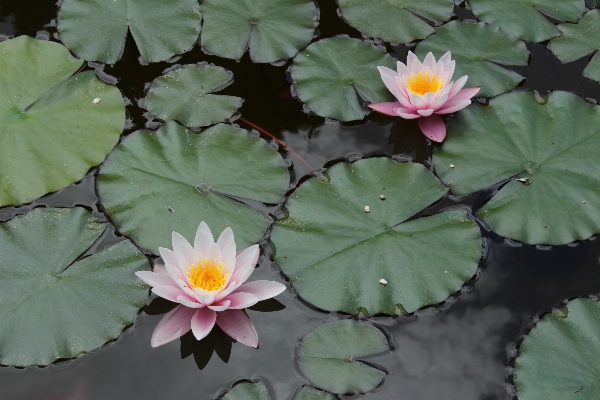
(271, 158, 482, 315)
(97, 121, 289, 255)
(57, 0, 201, 64)
(222, 381, 271, 400)
(0, 36, 124, 208)
(336, 0, 454, 44)
(514, 298, 600, 399)
(0, 207, 149, 366)
(550, 9, 600, 84)
(469, 0, 585, 42)
(295, 387, 337, 400)
(199, 0, 318, 63)
(433, 91, 600, 245)
(415, 21, 529, 98)
(290, 38, 396, 122)
(145, 64, 243, 128)
(297, 320, 389, 395)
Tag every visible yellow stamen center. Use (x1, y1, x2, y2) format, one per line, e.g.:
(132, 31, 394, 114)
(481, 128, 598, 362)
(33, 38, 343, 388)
(405, 71, 444, 96)
(187, 258, 229, 291)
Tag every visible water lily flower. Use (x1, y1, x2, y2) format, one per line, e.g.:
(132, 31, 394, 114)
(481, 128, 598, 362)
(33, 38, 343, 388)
(136, 222, 286, 348)
(369, 51, 480, 142)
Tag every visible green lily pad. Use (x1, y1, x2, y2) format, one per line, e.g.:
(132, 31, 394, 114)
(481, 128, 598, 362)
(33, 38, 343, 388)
(415, 21, 528, 98)
(550, 9, 600, 83)
(469, 0, 585, 42)
(222, 381, 271, 400)
(295, 387, 337, 400)
(514, 298, 600, 399)
(57, 0, 201, 64)
(97, 121, 289, 255)
(271, 158, 481, 315)
(297, 320, 389, 395)
(145, 64, 243, 129)
(290, 37, 396, 122)
(0, 207, 149, 367)
(0, 36, 124, 208)
(336, 0, 454, 44)
(199, 0, 318, 63)
(433, 91, 600, 245)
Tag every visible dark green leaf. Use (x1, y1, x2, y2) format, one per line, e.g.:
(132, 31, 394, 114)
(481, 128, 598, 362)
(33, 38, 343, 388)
(222, 382, 271, 400)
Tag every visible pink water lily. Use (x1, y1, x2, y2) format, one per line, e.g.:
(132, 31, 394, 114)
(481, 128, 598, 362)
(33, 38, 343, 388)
(136, 222, 286, 348)
(369, 51, 480, 142)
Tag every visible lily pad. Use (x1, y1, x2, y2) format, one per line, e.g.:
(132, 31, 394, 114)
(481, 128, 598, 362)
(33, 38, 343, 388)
(514, 298, 600, 399)
(0, 36, 124, 207)
(290, 37, 396, 121)
(297, 320, 389, 394)
(199, 0, 318, 63)
(271, 158, 481, 315)
(0, 207, 149, 366)
(550, 9, 600, 83)
(295, 387, 337, 400)
(145, 64, 243, 128)
(469, 0, 585, 42)
(336, 0, 454, 44)
(222, 381, 271, 400)
(57, 0, 201, 64)
(433, 91, 600, 245)
(415, 21, 528, 98)
(97, 121, 289, 255)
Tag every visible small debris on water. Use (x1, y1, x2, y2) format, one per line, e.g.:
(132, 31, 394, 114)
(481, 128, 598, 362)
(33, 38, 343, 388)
(583, 201, 586, 204)
(516, 177, 532, 185)
(380, 195, 386, 200)
(92, 98, 101, 104)
(167, 206, 174, 213)
(364, 206, 370, 213)
(450, 164, 454, 168)
(379, 279, 388, 285)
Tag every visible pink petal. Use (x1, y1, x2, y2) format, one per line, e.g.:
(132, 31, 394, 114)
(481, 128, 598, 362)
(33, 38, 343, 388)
(196, 221, 214, 243)
(173, 278, 199, 298)
(397, 111, 421, 120)
(215, 280, 239, 302)
(377, 66, 400, 96)
(418, 115, 447, 142)
(165, 263, 187, 283)
(159, 247, 179, 267)
(407, 51, 422, 74)
(178, 241, 196, 264)
(436, 99, 472, 114)
(396, 60, 409, 77)
(177, 295, 204, 308)
(223, 292, 259, 309)
(443, 60, 455, 83)
(221, 242, 236, 262)
(235, 245, 260, 272)
(451, 87, 480, 101)
(193, 231, 213, 256)
(195, 293, 216, 306)
(190, 308, 217, 341)
(417, 109, 434, 117)
(447, 76, 468, 99)
(423, 52, 436, 70)
(230, 263, 254, 287)
(368, 102, 402, 116)
(136, 271, 177, 288)
(208, 300, 231, 311)
(172, 231, 191, 253)
(392, 87, 416, 110)
(234, 280, 286, 301)
(151, 305, 195, 347)
(408, 92, 428, 109)
(216, 310, 258, 348)
(152, 285, 190, 303)
(206, 243, 222, 263)
(153, 264, 168, 276)
(217, 227, 234, 250)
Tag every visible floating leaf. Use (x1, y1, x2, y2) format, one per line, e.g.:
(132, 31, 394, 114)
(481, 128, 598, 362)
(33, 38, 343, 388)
(295, 387, 337, 400)
(336, 0, 454, 44)
(199, 0, 318, 63)
(57, 0, 201, 64)
(0, 208, 149, 366)
(271, 158, 481, 315)
(0, 36, 124, 207)
(415, 21, 528, 98)
(433, 91, 600, 245)
(469, 0, 585, 42)
(291, 38, 396, 121)
(550, 9, 600, 83)
(297, 320, 389, 394)
(222, 381, 271, 400)
(145, 64, 243, 128)
(514, 298, 600, 399)
(98, 121, 289, 254)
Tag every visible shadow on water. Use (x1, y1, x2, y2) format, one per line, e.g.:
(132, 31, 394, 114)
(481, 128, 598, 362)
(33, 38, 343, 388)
(1, 1, 600, 400)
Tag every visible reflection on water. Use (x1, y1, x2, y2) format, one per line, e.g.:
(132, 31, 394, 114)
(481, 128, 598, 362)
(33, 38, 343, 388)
(1, 1, 600, 400)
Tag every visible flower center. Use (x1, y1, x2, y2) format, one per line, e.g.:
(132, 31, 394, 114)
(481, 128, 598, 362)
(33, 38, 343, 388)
(405, 71, 444, 96)
(187, 258, 229, 291)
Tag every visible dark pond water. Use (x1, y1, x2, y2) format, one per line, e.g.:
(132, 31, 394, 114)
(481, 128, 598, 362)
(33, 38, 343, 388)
(1, 1, 600, 399)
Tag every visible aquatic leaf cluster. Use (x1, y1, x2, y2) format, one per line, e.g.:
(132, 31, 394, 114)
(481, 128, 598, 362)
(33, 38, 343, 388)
(1, 0, 600, 398)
